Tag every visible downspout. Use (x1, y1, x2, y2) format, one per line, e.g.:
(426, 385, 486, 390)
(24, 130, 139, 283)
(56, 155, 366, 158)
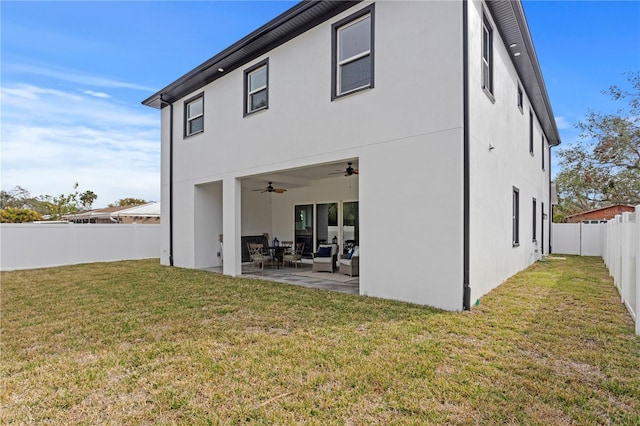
(462, 0, 471, 311)
(160, 95, 174, 266)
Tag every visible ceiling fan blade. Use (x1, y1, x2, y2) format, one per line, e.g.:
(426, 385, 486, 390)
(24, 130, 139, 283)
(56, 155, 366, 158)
(273, 188, 287, 193)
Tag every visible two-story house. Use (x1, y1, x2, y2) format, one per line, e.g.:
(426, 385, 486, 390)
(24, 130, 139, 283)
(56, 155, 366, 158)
(142, 0, 560, 311)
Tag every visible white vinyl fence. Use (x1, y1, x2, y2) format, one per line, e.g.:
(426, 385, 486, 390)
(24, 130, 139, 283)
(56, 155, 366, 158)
(0, 223, 160, 271)
(551, 222, 605, 256)
(602, 208, 639, 335)
(552, 206, 639, 335)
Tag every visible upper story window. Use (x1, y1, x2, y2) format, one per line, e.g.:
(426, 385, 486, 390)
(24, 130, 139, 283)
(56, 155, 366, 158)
(529, 109, 534, 155)
(541, 135, 546, 170)
(482, 14, 494, 97)
(185, 95, 204, 137)
(332, 5, 374, 100)
(244, 59, 268, 116)
(517, 84, 523, 112)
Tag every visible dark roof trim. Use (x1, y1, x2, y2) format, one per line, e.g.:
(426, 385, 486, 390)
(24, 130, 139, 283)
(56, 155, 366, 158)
(143, 0, 561, 149)
(142, 1, 361, 109)
(486, 0, 561, 146)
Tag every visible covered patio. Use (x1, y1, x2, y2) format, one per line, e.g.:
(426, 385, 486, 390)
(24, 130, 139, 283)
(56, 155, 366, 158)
(194, 158, 360, 291)
(203, 261, 359, 295)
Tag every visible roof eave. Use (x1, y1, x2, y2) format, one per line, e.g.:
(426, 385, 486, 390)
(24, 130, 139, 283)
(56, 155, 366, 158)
(142, 0, 361, 109)
(486, 0, 561, 146)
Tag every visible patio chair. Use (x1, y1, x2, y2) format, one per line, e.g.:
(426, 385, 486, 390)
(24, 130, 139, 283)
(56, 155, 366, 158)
(247, 242, 273, 272)
(312, 243, 338, 273)
(339, 246, 359, 277)
(283, 242, 305, 268)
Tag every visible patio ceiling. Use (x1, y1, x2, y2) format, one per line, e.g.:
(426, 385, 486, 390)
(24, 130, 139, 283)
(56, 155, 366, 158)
(242, 158, 359, 191)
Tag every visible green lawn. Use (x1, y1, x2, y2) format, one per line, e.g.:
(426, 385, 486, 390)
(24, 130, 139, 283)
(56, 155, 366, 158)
(1, 256, 639, 424)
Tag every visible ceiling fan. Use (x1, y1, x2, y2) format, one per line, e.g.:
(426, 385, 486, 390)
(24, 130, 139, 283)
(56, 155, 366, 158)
(330, 162, 359, 176)
(253, 182, 287, 193)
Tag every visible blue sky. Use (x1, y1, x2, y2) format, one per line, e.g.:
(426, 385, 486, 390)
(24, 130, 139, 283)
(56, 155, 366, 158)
(1, 1, 638, 208)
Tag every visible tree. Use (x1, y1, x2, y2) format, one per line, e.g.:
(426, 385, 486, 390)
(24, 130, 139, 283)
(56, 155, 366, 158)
(109, 198, 147, 207)
(79, 190, 98, 210)
(0, 207, 43, 223)
(0, 183, 99, 220)
(0, 186, 46, 212)
(555, 72, 640, 216)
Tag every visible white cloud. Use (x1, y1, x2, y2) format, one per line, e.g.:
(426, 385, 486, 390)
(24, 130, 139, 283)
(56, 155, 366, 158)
(1, 83, 160, 206)
(82, 90, 111, 99)
(4, 63, 155, 92)
(554, 116, 573, 130)
(1, 83, 82, 101)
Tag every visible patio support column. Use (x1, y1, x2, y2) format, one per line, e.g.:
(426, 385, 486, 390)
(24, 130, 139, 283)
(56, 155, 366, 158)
(222, 177, 242, 276)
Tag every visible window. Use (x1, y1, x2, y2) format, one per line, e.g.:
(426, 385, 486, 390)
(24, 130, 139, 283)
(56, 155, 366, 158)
(342, 201, 359, 252)
(517, 84, 523, 111)
(541, 135, 545, 170)
(482, 14, 493, 96)
(316, 202, 339, 249)
(295, 204, 314, 257)
(184, 95, 204, 137)
(529, 109, 534, 155)
(332, 5, 374, 99)
(244, 59, 268, 116)
(512, 187, 520, 246)
(532, 198, 537, 242)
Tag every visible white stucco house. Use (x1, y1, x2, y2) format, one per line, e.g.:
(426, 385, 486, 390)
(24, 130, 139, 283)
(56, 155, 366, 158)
(142, 0, 560, 311)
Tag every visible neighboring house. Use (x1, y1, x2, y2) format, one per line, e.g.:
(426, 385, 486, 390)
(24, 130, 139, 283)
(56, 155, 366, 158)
(63, 202, 160, 224)
(565, 204, 635, 223)
(142, 0, 560, 311)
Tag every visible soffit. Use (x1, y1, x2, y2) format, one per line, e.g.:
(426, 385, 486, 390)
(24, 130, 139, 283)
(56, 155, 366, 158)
(142, 1, 360, 109)
(142, 0, 561, 148)
(486, 0, 561, 146)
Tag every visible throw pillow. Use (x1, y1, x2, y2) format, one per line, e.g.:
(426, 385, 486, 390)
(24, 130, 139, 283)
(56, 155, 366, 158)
(318, 246, 332, 257)
(346, 248, 353, 259)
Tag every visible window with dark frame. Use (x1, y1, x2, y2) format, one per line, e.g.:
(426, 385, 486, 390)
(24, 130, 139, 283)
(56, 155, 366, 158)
(517, 84, 523, 111)
(532, 198, 537, 242)
(244, 59, 268, 116)
(513, 187, 520, 246)
(482, 14, 493, 96)
(185, 95, 204, 137)
(541, 135, 545, 170)
(332, 5, 374, 100)
(529, 109, 534, 155)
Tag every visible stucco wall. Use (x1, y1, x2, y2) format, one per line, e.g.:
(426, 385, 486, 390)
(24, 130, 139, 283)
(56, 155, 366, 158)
(467, 0, 551, 303)
(0, 223, 160, 271)
(160, 1, 465, 310)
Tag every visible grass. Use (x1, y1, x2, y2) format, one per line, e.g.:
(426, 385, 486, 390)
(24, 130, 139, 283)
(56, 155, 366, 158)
(1, 256, 639, 425)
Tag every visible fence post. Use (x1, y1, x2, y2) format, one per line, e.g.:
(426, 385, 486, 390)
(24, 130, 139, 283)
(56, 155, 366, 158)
(635, 205, 640, 336)
(615, 215, 622, 291)
(620, 213, 631, 309)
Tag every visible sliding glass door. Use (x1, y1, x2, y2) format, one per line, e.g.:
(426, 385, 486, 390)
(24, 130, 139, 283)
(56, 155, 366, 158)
(295, 201, 359, 256)
(294, 204, 313, 257)
(342, 201, 359, 253)
(316, 203, 338, 250)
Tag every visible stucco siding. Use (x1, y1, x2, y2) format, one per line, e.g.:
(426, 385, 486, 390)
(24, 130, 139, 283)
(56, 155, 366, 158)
(167, 1, 462, 183)
(159, 0, 465, 310)
(467, 0, 551, 303)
